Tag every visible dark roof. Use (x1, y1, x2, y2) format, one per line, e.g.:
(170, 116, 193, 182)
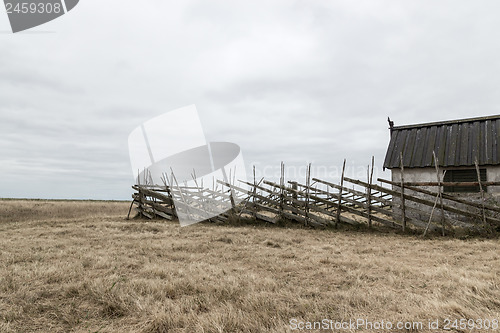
(383, 115, 500, 169)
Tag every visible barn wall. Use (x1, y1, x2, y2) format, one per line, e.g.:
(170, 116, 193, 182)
(391, 166, 500, 197)
(391, 168, 442, 192)
(487, 166, 500, 195)
(390, 168, 445, 225)
(389, 167, 498, 228)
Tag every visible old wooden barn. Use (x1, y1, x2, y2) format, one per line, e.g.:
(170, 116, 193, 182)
(384, 115, 500, 198)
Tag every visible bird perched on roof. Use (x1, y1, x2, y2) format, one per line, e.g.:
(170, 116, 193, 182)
(387, 117, 394, 131)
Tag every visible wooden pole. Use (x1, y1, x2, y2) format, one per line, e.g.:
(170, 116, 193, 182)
(423, 151, 443, 237)
(433, 151, 445, 236)
(366, 165, 370, 226)
(127, 198, 136, 220)
(367, 156, 374, 228)
(253, 165, 257, 219)
(291, 181, 298, 216)
(280, 162, 285, 219)
(475, 159, 487, 228)
(229, 168, 236, 210)
(335, 159, 346, 228)
(400, 152, 406, 232)
(305, 163, 311, 226)
(326, 184, 330, 210)
(423, 190, 441, 237)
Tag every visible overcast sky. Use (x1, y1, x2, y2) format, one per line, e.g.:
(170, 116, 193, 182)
(2, 0, 500, 200)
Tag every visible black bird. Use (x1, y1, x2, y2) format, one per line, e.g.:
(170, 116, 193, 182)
(387, 117, 394, 130)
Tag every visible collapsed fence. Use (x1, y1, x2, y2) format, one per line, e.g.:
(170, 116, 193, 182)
(129, 160, 500, 235)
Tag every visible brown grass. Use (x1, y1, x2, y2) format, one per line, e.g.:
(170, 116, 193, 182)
(0, 200, 499, 332)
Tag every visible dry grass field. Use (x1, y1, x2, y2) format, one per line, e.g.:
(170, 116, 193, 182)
(0, 200, 499, 332)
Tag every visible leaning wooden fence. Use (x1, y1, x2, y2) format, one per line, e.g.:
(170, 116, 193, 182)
(129, 161, 500, 235)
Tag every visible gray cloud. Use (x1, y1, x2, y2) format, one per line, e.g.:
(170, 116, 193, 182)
(1, 0, 500, 199)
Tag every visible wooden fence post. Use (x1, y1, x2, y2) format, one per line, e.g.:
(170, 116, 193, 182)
(433, 151, 445, 236)
(336, 159, 346, 228)
(253, 165, 257, 219)
(367, 156, 374, 228)
(279, 162, 285, 219)
(305, 163, 311, 226)
(291, 181, 298, 216)
(399, 152, 406, 232)
(475, 159, 487, 228)
(423, 151, 444, 236)
(228, 168, 236, 211)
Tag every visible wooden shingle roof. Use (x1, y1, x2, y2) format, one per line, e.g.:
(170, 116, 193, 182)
(383, 115, 500, 169)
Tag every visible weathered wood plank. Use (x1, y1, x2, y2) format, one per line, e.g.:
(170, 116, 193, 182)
(132, 186, 174, 205)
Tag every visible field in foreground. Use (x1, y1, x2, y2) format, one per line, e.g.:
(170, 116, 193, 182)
(0, 200, 499, 333)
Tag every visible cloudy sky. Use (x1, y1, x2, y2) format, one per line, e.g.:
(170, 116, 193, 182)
(1, 0, 500, 200)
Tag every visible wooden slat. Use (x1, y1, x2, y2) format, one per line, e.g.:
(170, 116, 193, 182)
(133, 195, 175, 217)
(132, 186, 174, 205)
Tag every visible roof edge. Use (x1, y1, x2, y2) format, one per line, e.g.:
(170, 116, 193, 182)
(392, 114, 500, 131)
(384, 163, 500, 169)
